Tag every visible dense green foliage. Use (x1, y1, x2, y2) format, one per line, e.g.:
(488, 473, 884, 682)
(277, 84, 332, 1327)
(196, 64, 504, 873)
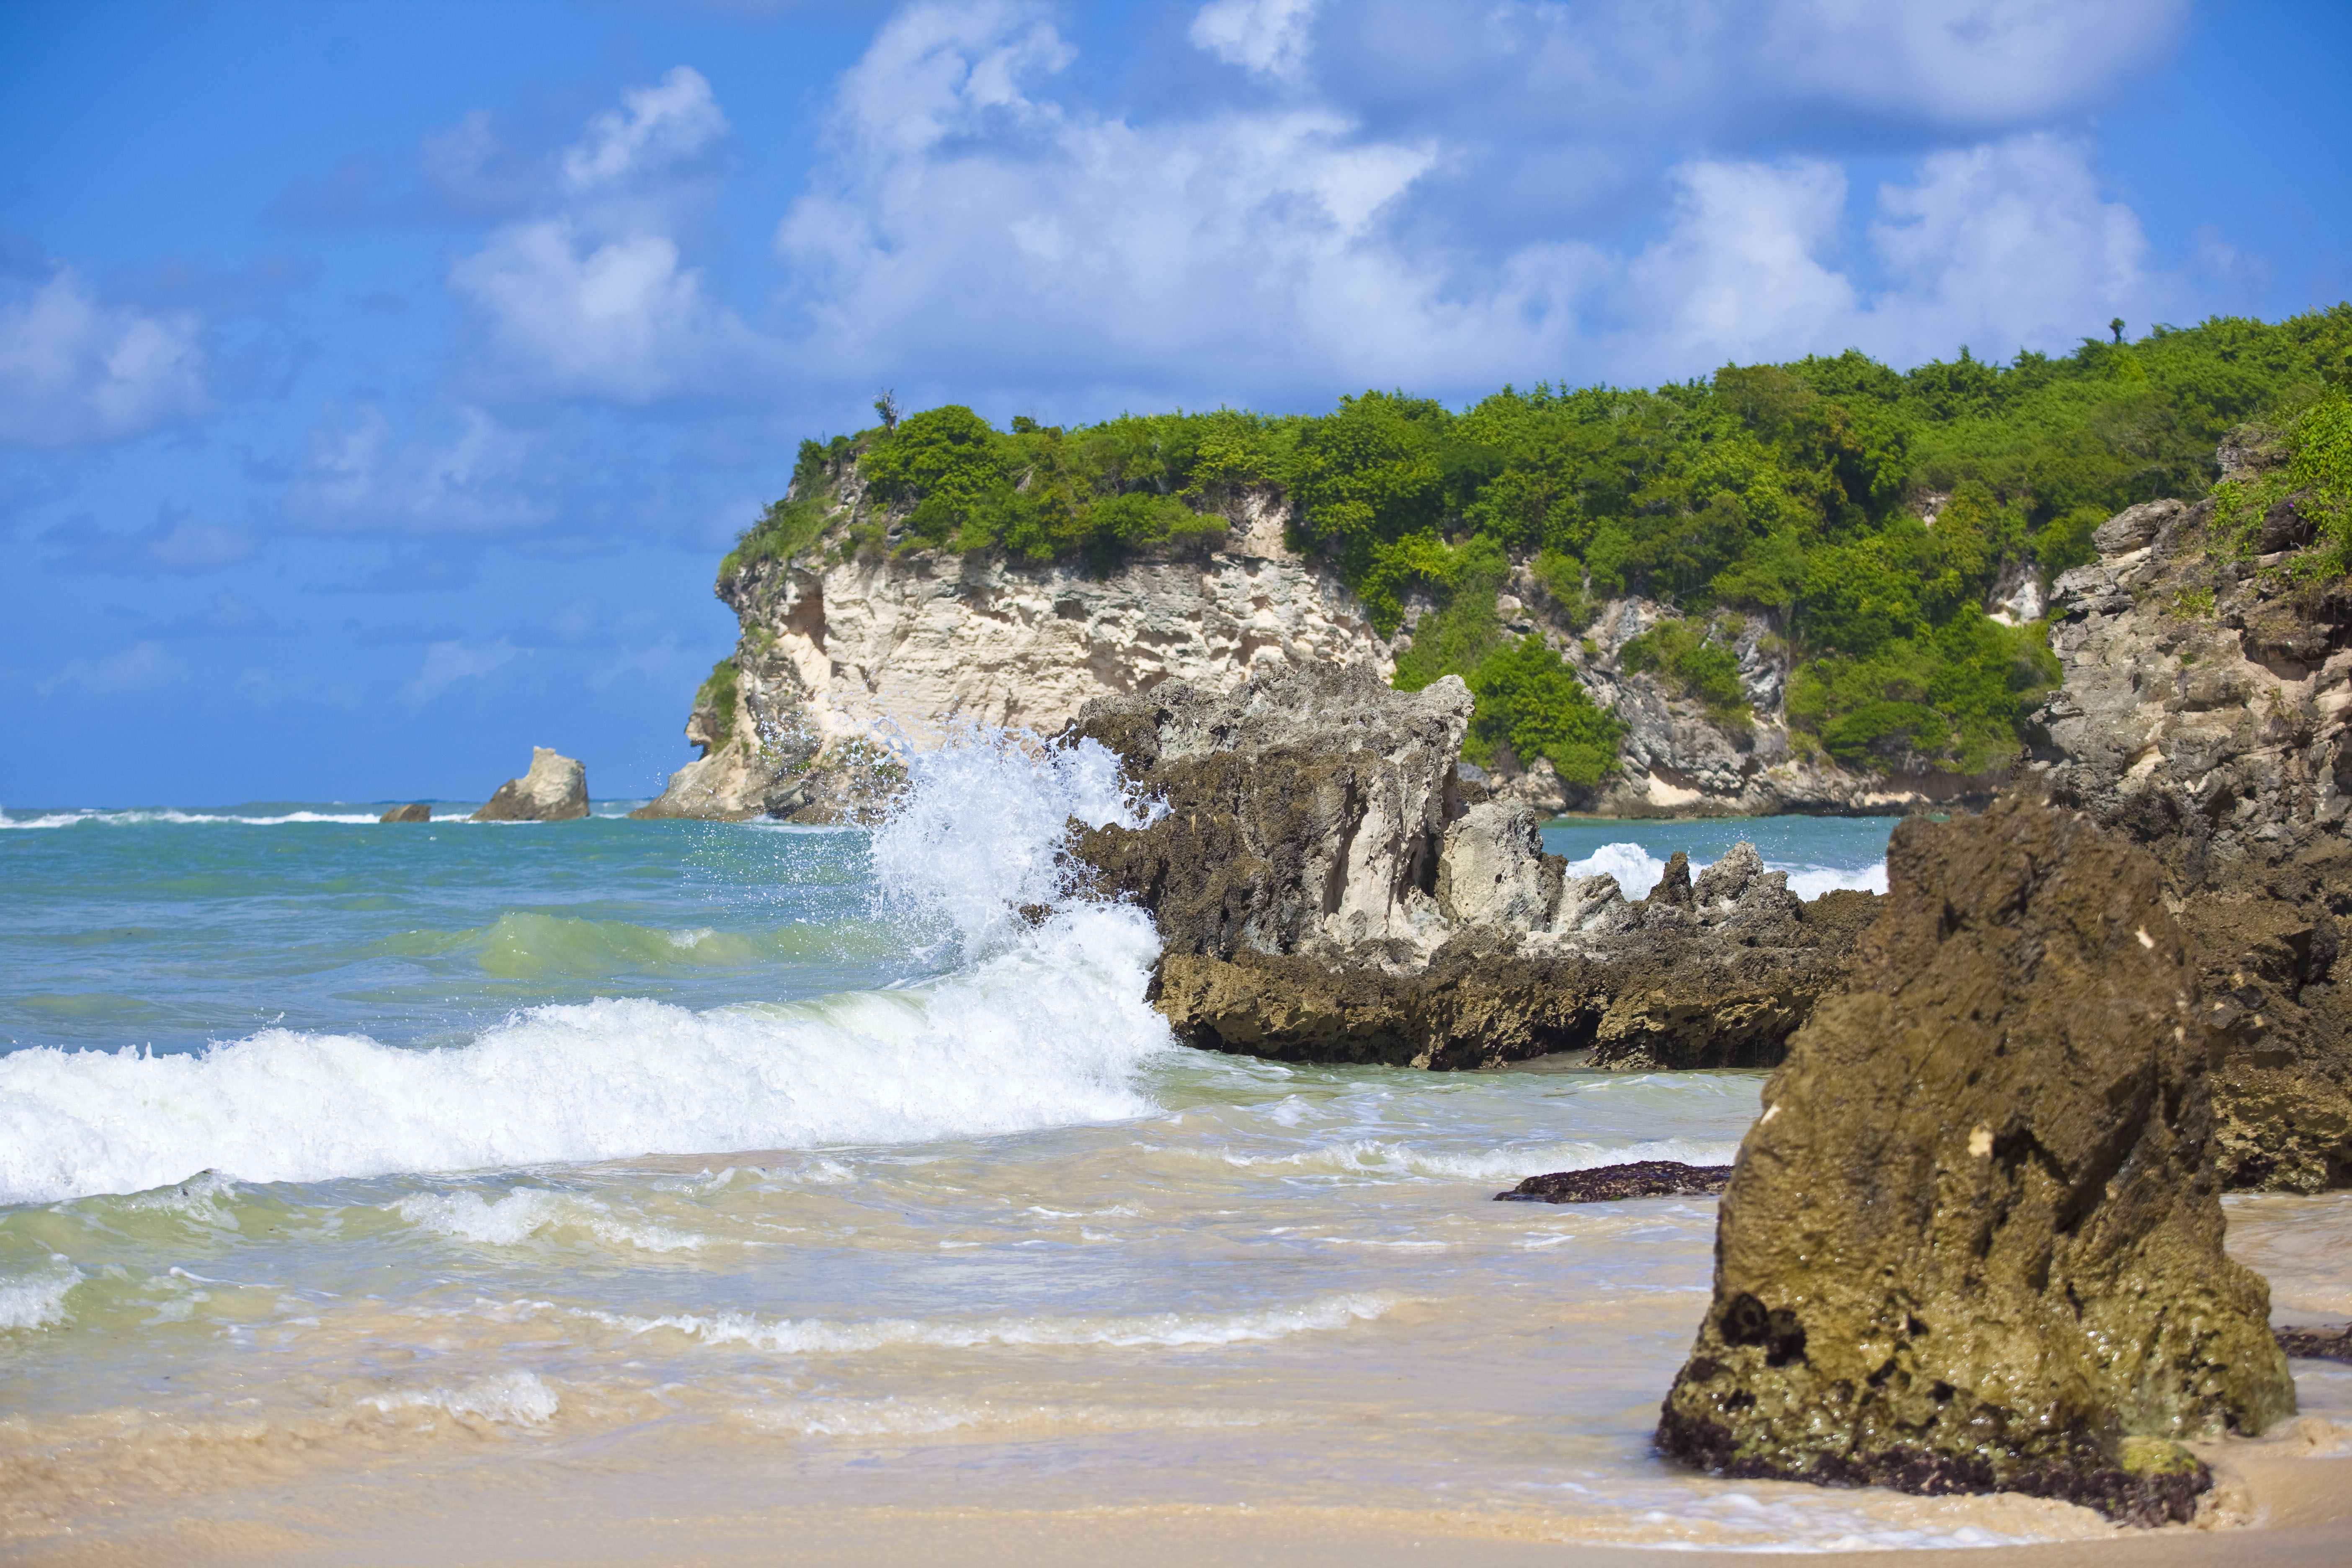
(2214, 388, 2352, 576)
(1621, 618, 1750, 729)
(745, 307, 2347, 779)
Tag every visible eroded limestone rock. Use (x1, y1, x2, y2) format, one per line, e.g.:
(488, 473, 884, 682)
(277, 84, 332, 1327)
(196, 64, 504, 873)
(1067, 663, 1877, 1069)
(377, 803, 430, 823)
(469, 748, 589, 823)
(1656, 796, 2295, 1525)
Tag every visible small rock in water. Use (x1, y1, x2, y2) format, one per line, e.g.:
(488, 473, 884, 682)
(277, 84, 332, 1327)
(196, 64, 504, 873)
(469, 748, 590, 822)
(1494, 1161, 1730, 1203)
(1656, 794, 2295, 1527)
(378, 803, 431, 823)
(2275, 1324, 2352, 1363)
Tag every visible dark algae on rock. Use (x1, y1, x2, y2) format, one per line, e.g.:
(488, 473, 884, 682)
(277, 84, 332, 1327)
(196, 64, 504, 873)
(1655, 795, 2295, 1525)
(1495, 1161, 1730, 1203)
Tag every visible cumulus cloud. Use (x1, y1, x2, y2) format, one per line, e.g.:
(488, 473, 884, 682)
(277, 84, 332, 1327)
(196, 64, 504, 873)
(758, 0, 2175, 404)
(778, 2, 1444, 397)
(1190, 0, 1323, 81)
(449, 67, 761, 401)
(0, 268, 204, 446)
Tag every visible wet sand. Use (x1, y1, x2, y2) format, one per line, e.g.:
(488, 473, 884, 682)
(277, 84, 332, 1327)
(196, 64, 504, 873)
(16, 1449, 2352, 1567)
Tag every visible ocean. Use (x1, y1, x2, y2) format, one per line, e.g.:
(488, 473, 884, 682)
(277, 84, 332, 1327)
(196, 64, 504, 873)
(4, 746, 2348, 1555)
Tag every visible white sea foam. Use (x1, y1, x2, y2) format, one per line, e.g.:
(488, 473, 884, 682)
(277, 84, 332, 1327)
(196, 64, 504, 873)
(869, 728, 1159, 959)
(1565, 843, 1885, 901)
(394, 1187, 707, 1253)
(0, 808, 382, 828)
(587, 1290, 1398, 1354)
(0, 1259, 85, 1331)
(0, 738, 1179, 1204)
(362, 1370, 560, 1426)
(1201, 1137, 1743, 1184)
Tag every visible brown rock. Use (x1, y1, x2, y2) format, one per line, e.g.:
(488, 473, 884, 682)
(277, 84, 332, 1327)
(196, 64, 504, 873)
(469, 748, 590, 823)
(1656, 796, 2295, 1525)
(378, 803, 430, 823)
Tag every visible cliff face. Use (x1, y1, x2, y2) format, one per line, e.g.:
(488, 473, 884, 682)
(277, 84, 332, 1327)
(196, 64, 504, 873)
(641, 477, 1957, 822)
(636, 498, 1395, 820)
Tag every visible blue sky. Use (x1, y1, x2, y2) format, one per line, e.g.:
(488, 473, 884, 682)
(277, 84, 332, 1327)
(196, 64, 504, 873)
(2, 0, 2346, 807)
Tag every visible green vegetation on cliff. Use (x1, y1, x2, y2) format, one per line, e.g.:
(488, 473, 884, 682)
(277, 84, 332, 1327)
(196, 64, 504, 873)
(730, 306, 2349, 779)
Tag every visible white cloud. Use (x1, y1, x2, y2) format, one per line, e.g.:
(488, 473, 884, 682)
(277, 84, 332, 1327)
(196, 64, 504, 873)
(293, 405, 545, 531)
(451, 223, 752, 401)
(562, 66, 728, 191)
(450, 66, 760, 400)
(0, 268, 204, 446)
(404, 638, 519, 703)
(778, 2, 1444, 395)
(1190, 0, 1323, 81)
(760, 1, 2178, 402)
(1863, 132, 2154, 361)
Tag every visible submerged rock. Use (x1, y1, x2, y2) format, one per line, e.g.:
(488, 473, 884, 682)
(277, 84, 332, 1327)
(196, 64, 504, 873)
(2275, 1325, 2352, 1363)
(1066, 663, 1876, 1069)
(1495, 1161, 1730, 1203)
(377, 803, 430, 823)
(469, 748, 590, 823)
(1656, 795, 2295, 1525)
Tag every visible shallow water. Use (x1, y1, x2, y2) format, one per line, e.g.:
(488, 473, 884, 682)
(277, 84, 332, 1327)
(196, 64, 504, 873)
(3, 775, 2346, 1554)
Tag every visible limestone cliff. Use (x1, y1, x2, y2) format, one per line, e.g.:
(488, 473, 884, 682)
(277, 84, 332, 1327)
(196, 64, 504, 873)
(640, 472, 1950, 822)
(635, 496, 1395, 821)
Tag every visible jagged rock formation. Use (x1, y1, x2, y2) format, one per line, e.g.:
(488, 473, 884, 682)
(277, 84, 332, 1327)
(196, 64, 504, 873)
(469, 748, 589, 823)
(1656, 796, 2295, 1526)
(378, 803, 430, 823)
(1494, 1162, 1731, 1203)
(1064, 663, 1876, 1068)
(2025, 487, 2352, 1191)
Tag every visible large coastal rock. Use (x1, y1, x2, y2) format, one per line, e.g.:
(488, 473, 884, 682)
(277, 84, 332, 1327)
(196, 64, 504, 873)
(1657, 797, 2295, 1524)
(2025, 486, 2352, 1190)
(469, 748, 590, 823)
(1065, 664, 1876, 1068)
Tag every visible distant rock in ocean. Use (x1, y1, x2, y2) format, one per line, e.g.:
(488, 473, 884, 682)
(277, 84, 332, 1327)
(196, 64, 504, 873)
(469, 749, 589, 822)
(378, 803, 431, 823)
(1655, 794, 2294, 1525)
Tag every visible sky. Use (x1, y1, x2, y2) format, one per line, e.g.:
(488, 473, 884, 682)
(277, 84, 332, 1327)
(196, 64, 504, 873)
(1, 0, 2347, 808)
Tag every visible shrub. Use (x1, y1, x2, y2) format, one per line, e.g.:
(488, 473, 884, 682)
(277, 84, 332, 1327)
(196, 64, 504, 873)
(1620, 618, 1749, 727)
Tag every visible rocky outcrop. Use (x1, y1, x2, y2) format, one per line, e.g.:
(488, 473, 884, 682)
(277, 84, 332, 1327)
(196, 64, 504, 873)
(640, 495, 1398, 823)
(1065, 663, 1876, 1069)
(469, 748, 589, 823)
(1656, 796, 2295, 1525)
(2024, 487, 2352, 1190)
(1495, 1162, 1730, 1202)
(378, 803, 430, 823)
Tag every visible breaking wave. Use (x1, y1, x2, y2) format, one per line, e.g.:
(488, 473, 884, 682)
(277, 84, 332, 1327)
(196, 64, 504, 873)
(0, 735, 1174, 1204)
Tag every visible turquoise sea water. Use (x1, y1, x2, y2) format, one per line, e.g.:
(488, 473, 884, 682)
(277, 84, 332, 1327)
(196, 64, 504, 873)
(2, 776, 2342, 1555)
